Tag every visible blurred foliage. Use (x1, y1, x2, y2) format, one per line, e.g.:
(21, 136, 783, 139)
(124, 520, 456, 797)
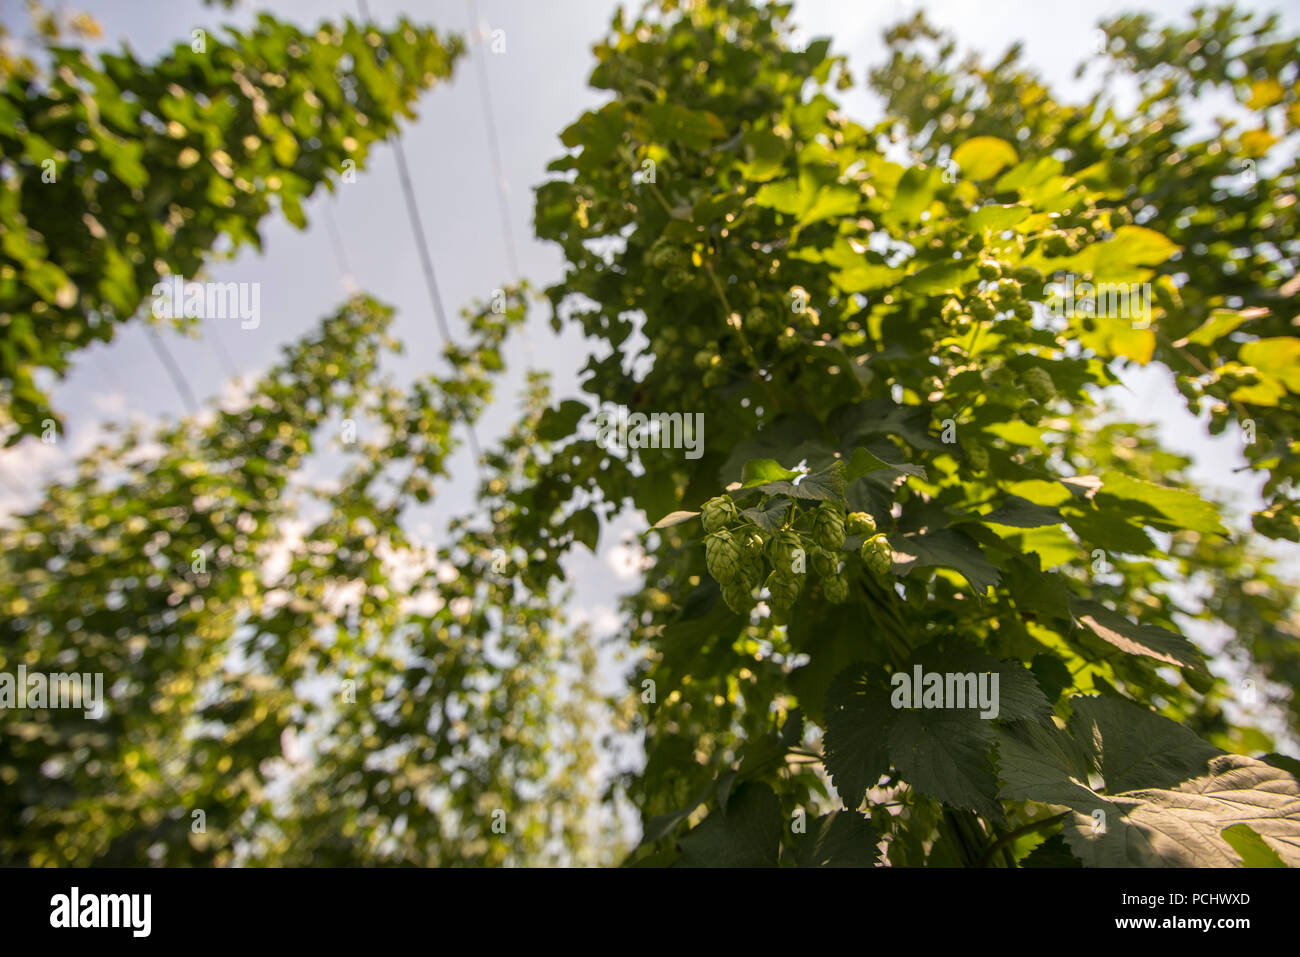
(0, 8, 609, 867)
(0, 6, 463, 443)
(872, 4, 1300, 541)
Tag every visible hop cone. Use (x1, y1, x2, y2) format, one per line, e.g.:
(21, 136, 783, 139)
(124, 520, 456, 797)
(705, 529, 740, 585)
(765, 568, 801, 612)
(701, 495, 738, 533)
(1022, 367, 1054, 403)
(860, 535, 893, 580)
(813, 502, 846, 551)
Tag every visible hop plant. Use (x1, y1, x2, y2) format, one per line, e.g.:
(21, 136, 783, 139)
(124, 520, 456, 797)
(738, 533, 765, 589)
(1021, 399, 1045, 426)
(705, 529, 740, 584)
(664, 267, 694, 292)
(977, 259, 1002, 281)
(1012, 301, 1034, 322)
(648, 236, 686, 270)
(810, 544, 836, 579)
(1022, 367, 1055, 403)
(1043, 232, 1072, 257)
(765, 568, 801, 612)
(768, 528, 803, 572)
(860, 535, 893, 581)
(846, 511, 877, 537)
(812, 502, 846, 551)
(993, 279, 1022, 309)
(722, 577, 754, 614)
(701, 495, 739, 533)
(823, 573, 848, 604)
(970, 297, 996, 322)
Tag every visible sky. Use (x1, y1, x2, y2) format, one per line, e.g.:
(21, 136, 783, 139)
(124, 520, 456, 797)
(2, 0, 1297, 718)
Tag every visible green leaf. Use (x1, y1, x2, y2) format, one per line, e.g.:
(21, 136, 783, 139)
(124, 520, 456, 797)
(740, 496, 791, 532)
(1020, 833, 1082, 868)
(888, 165, 942, 225)
(795, 811, 880, 867)
(965, 203, 1030, 233)
(642, 102, 727, 150)
(903, 260, 975, 295)
(1071, 599, 1206, 672)
(740, 458, 800, 488)
(892, 528, 1000, 593)
(757, 461, 846, 502)
(996, 719, 1096, 808)
(888, 708, 1002, 820)
(568, 509, 600, 551)
(1221, 823, 1288, 868)
(676, 781, 782, 867)
(1240, 337, 1300, 392)
(845, 447, 926, 482)
(823, 665, 893, 812)
(1179, 307, 1260, 348)
(1068, 695, 1221, 792)
(1063, 755, 1300, 867)
(536, 399, 588, 441)
(980, 495, 1064, 528)
(1095, 224, 1180, 269)
(1094, 473, 1227, 536)
(952, 136, 1019, 180)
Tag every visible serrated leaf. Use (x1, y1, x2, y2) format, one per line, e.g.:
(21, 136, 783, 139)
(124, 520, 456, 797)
(795, 811, 880, 867)
(1063, 755, 1300, 867)
(996, 719, 1096, 807)
(1068, 695, 1221, 792)
(1071, 599, 1206, 672)
(891, 527, 1000, 593)
(1094, 473, 1227, 536)
(845, 446, 926, 482)
(676, 781, 782, 867)
(980, 495, 1064, 528)
(740, 496, 790, 532)
(823, 665, 893, 811)
(758, 461, 846, 502)
(1020, 833, 1082, 867)
(887, 708, 1002, 820)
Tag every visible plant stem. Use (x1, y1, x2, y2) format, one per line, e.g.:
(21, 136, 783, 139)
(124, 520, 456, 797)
(978, 811, 1069, 867)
